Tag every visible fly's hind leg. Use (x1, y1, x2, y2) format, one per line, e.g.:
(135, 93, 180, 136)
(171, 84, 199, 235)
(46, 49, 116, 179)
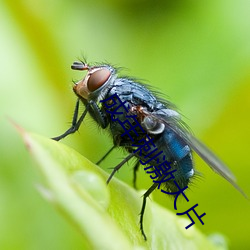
(140, 181, 159, 240)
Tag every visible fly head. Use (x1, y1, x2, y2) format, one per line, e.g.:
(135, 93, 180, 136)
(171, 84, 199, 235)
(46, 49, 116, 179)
(72, 61, 116, 101)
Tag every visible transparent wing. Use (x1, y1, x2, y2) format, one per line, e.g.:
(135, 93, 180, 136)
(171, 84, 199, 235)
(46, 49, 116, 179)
(150, 110, 248, 198)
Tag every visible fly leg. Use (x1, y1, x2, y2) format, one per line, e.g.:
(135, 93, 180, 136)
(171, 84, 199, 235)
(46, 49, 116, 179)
(107, 152, 135, 184)
(96, 145, 116, 165)
(88, 100, 108, 129)
(104, 151, 140, 187)
(52, 99, 89, 141)
(133, 160, 140, 189)
(140, 181, 160, 240)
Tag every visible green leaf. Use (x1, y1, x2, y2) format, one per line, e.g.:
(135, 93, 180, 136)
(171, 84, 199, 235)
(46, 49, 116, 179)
(19, 128, 226, 250)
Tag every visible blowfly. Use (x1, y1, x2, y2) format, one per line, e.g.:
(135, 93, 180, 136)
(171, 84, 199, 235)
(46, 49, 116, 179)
(52, 60, 246, 239)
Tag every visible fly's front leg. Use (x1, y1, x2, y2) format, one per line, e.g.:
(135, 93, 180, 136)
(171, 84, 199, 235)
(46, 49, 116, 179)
(52, 99, 89, 141)
(88, 100, 108, 129)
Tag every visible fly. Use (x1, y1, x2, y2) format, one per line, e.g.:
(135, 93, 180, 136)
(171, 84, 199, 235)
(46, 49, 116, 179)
(52, 60, 247, 240)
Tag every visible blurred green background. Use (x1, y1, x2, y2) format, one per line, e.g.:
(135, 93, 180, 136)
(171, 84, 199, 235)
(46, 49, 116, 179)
(1, 0, 250, 249)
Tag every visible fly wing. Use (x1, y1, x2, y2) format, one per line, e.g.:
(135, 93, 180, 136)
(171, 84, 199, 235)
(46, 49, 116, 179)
(152, 110, 248, 198)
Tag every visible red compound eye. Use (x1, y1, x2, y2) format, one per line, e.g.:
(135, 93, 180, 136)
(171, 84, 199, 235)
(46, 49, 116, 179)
(87, 68, 111, 92)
